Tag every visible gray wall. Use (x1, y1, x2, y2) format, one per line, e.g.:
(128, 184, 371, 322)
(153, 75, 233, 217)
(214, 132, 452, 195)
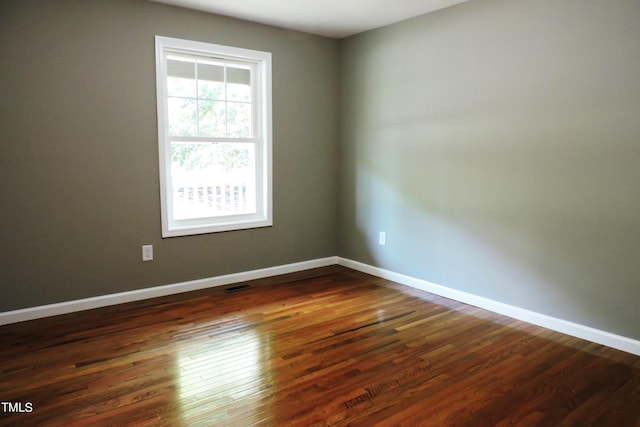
(0, 0, 339, 311)
(338, 0, 640, 340)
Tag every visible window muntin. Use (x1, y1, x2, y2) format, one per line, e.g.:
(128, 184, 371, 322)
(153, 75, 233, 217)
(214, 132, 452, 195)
(156, 36, 272, 237)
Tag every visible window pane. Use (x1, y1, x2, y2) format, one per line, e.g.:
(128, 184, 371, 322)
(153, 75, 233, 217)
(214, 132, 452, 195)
(227, 66, 251, 85)
(198, 63, 225, 100)
(227, 66, 251, 102)
(168, 97, 197, 136)
(167, 59, 196, 98)
(198, 100, 226, 137)
(226, 102, 252, 138)
(171, 142, 256, 220)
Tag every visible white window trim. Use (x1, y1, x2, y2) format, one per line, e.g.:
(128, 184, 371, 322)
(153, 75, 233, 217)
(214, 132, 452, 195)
(155, 36, 272, 238)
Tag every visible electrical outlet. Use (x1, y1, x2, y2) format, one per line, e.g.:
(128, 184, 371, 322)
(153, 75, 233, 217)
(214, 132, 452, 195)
(142, 245, 153, 261)
(379, 231, 386, 246)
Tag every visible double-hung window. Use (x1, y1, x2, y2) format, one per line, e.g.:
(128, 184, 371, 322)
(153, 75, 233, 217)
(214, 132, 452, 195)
(155, 36, 272, 237)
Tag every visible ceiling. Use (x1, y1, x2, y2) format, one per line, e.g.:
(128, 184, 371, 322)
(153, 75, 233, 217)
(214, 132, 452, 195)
(150, 0, 471, 38)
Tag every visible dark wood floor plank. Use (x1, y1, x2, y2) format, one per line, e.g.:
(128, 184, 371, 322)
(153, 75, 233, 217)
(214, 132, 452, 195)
(1, 266, 638, 426)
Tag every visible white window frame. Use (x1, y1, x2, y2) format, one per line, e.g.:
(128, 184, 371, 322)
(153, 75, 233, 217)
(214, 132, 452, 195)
(155, 36, 272, 237)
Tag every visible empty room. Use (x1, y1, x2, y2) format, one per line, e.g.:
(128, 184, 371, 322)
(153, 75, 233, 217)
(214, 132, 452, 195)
(1, 0, 639, 425)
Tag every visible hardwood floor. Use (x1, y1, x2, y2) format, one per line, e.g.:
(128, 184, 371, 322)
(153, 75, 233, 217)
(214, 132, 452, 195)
(1, 266, 639, 426)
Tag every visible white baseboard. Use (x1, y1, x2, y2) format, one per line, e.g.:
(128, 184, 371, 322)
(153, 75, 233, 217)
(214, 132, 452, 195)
(0, 257, 338, 326)
(2, 255, 638, 356)
(337, 257, 640, 356)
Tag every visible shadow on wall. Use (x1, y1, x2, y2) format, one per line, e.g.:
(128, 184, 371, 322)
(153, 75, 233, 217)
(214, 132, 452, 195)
(345, 109, 640, 340)
(337, 0, 640, 342)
